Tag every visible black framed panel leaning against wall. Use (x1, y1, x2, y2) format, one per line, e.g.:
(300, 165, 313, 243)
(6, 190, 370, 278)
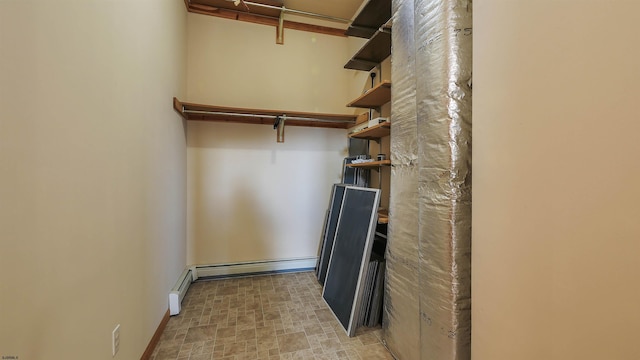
(322, 186, 380, 337)
(316, 183, 348, 285)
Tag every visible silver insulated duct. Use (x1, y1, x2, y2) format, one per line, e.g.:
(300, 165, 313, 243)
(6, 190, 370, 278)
(386, 0, 472, 358)
(385, 0, 420, 359)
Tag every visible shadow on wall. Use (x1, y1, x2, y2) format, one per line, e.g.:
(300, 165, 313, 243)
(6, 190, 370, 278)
(187, 121, 347, 265)
(188, 152, 274, 264)
(217, 177, 272, 262)
(187, 122, 346, 152)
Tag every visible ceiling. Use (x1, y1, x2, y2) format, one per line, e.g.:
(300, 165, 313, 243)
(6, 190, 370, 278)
(188, 0, 366, 26)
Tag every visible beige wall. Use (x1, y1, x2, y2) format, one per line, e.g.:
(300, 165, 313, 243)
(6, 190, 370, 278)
(473, 1, 640, 359)
(186, 14, 352, 265)
(187, 14, 353, 113)
(0, 1, 187, 359)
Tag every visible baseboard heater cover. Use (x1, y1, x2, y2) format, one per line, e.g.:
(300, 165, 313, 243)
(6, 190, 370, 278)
(168, 257, 317, 315)
(194, 257, 317, 278)
(169, 267, 196, 316)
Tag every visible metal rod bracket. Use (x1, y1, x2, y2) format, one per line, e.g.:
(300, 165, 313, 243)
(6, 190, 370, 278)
(276, 115, 286, 143)
(276, 9, 285, 44)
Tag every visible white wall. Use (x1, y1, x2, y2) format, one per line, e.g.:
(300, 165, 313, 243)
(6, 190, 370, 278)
(187, 122, 346, 264)
(186, 14, 352, 265)
(0, 1, 187, 359)
(473, 1, 640, 359)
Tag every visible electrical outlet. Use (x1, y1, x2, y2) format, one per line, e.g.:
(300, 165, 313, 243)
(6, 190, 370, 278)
(112, 324, 120, 357)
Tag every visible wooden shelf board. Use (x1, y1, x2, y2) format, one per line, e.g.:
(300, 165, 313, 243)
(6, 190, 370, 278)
(346, 0, 392, 38)
(344, 59, 379, 72)
(347, 81, 391, 108)
(377, 209, 389, 224)
(346, 27, 377, 39)
(349, 122, 391, 139)
(344, 30, 391, 71)
(173, 98, 356, 129)
(346, 159, 391, 168)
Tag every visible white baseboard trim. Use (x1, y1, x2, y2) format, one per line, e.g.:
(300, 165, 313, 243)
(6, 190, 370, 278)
(169, 257, 317, 315)
(193, 257, 317, 279)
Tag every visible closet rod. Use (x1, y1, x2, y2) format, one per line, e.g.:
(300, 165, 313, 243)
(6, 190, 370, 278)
(234, 1, 351, 23)
(183, 110, 354, 124)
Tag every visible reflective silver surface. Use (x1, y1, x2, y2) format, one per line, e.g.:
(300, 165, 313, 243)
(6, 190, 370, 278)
(386, 0, 472, 358)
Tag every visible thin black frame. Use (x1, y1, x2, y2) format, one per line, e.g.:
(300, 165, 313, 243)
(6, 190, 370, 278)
(321, 186, 380, 337)
(316, 183, 349, 285)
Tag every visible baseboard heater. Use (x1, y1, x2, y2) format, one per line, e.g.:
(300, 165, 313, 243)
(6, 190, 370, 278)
(168, 257, 317, 316)
(169, 267, 195, 316)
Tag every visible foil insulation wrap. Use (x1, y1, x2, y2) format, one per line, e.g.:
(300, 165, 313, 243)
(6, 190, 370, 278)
(415, 0, 472, 358)
(385, 0, 420, 359)
(386, 0, 472, 359)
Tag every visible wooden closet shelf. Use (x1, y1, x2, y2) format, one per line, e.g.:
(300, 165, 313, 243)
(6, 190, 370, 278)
(349, 122, 391, 139)
(346, 0, 392, 38)
(377, 212, 389, 224)
(346, 159, 391, 169)
(344, 30, 391, 72)
(173, 98, 357, 129)
(347, 81, 391, 108)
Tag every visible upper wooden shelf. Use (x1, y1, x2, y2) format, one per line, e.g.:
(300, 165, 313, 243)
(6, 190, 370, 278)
(346, 159, 391, 168)
(185, 1, 347, 40)
(346, 0, 392, 38)
(173, 98, 356, 129)
(347, 81, 391, 109)
(349, 122, 391, 140)
(344, 29, 391, 71)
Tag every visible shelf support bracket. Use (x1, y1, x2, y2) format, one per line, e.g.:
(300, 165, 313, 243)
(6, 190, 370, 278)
(276, 115, 286, 143)
(276, 8, 285, 45)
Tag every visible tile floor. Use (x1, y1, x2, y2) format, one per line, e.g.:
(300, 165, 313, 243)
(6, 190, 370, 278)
(151, 271, 395, 360)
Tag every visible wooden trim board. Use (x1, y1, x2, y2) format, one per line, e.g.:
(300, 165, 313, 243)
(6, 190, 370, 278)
(173, 97, 186, 119)
(185, 3, 347, 38)
(173, 97, 357, 129)
(140, 309, 170, 360)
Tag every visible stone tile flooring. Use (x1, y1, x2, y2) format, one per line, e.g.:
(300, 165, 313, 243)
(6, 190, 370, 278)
(151, 271, 394, 360)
